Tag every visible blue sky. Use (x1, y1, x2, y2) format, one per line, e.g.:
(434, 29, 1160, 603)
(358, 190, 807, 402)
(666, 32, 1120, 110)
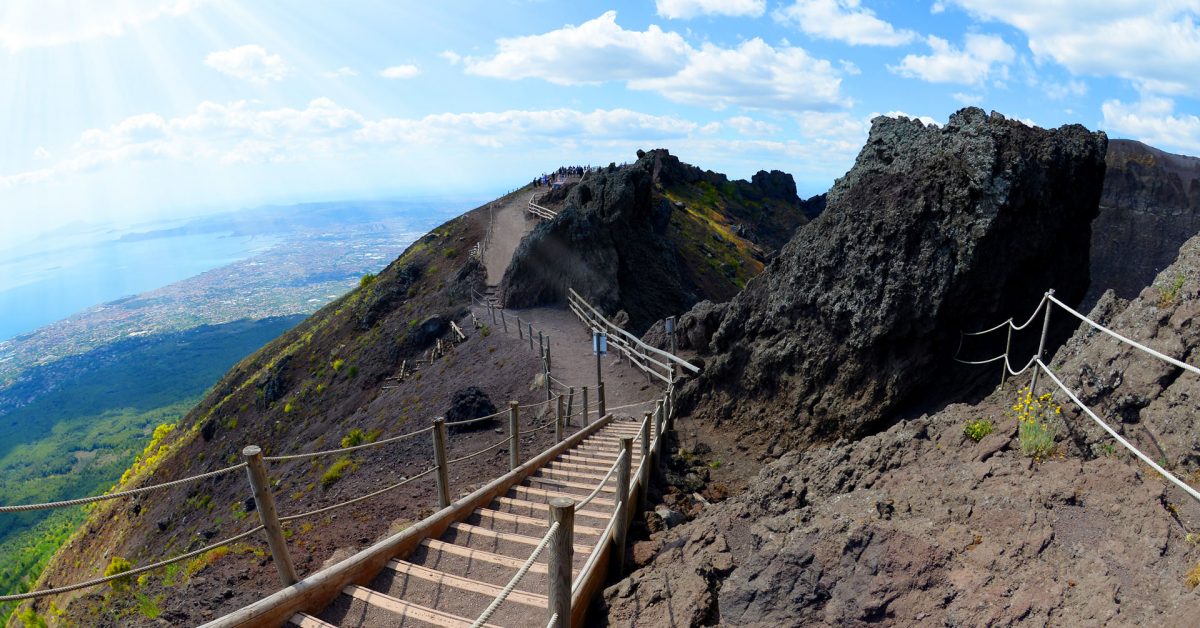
(2, 0, 1199, 246)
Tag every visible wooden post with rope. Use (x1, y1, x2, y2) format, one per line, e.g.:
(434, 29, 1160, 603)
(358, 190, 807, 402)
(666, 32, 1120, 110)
(612, 437, 633, 579)
(508, 401, 520, 471)
(243, 446, 298, 587)
(432, 418, 451, 509)
(547, 498, 575, 628)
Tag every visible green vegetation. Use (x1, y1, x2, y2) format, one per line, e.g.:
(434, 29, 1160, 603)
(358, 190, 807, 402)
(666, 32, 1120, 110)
(0, 318, 300, 622)
(103, 556, 133, 592)
(1160, 274, 1187, 307)
(332, 358, 345, 372)
(359, 272, 377, 288)
(1012, 388, 1060, 459)
(135, 592, 163, 619)
(321, 457, 356, 488)
(963, 419, 994, 442)
(341, 428, 380, 448)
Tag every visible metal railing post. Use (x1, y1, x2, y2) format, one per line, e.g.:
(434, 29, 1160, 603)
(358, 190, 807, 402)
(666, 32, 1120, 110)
(1001, 324, 1013, 388)
(612, 437, 632, 579)
(555, 394, 564, 443)
(638, 414, 651, 513)
(243, 446, 298, 587)
(547, 498, 575, 628)
(1029, 289, 1055, 393)
(432, 418, 451, 509)
(597, 382, 606, 418)
(654, 401, 665, 476)
(581, 386, 590, 427)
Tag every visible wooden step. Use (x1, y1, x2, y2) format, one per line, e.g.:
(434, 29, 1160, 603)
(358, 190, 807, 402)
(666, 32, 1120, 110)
(475, 508, 605, 535)
(386, 560, 548, 608)
(448, 522, 591, 555)
(421, 538, 548, 574)
(536, 466, 611, 482)
(526, 475, 616, 493)
(545, 460, 636, 474)
(290, 613, 337, 628)
(492, 495, 611, 520)
(343, 585, 499, 628)
(511, 483, 615, 507)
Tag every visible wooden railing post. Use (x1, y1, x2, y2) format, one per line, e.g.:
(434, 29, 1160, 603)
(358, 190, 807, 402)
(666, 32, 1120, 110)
(555, 394, 565, 443)
(509, 401, 521, 471)
(612, 437, 633, 579)
(518, 317, 523, 340)
(538, 331, 544, 358)
(528, 323, 534, 351)
(243, 446, 298, 587)
(489, 303, 496, 325)
(548, 498, 575, 628)
(543, 350, 553, 403)
(581, 386, 590, 427)
(501, 310, 508, 334)
(565, 387, 575, 427)
(639, 414, 651, 514)
(432, 418, 451, 509)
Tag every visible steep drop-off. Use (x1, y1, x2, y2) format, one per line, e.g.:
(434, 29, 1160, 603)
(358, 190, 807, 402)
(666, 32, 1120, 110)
(680, 108, 1108, 451)
(1086, 139, 1200, 308)
(499, 150, 818, 334)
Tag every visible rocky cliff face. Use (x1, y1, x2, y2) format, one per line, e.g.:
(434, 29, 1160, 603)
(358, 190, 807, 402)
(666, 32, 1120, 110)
(1086, 139, 1200, 308)
(603, 234, 1200, 627)
(680, 108, 1108, 450)
(499, 150, 815, 334)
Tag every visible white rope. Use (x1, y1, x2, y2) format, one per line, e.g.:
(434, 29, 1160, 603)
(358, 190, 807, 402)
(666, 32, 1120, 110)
(1036, 360, 1200, 503)
(446, 407, 509, 427)
(961, 318, 1013, 337)
(447, 437, 510, 466)
(546, 613, 559, 628)
(265, 425, 436, 462)
(0, 524, 264, 601)
(571, 512, 619, 597)
(278, 466, 438, 523)
(1010, 293, 1049, 331)
(0, 463, 247, 512)
(576, 450, 625, 511)
(954, 353, 1007, 366)
(1048, 294, 1200, 377)
(472, 521, 558, 628)
(1004, 352, 1038, 376)
(520, 420, 558, 436)
(519, 398, 555, 410)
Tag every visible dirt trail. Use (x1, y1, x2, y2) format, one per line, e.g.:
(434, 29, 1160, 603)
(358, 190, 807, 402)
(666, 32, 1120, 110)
(483, 191, 539, 286)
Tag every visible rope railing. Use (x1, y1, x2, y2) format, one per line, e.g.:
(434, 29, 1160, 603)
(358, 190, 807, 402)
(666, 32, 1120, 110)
(471, 521, 558, 627)
(278, 466, 439, 524)
(447, 437, 511, 466)
(445, 407, 509, 427)
(956, 289, 1200, 504)
(0, 524, 264, 601)
(0, 462, 248, 513)
(567, 288, 698, 375)
(575, 451, 624, 511)
(264, 425, 436, 462)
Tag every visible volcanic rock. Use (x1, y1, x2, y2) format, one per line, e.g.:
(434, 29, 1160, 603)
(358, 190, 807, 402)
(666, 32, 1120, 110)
(444, 386, 498, 431)
(681, 108, 1108, 449)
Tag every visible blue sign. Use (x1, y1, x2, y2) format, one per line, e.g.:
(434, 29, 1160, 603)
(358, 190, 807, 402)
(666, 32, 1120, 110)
(593, 332, 607, 355)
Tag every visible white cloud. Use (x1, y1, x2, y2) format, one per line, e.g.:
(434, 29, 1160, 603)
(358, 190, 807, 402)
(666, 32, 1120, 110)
(0, 0, 205, 51)
(656, 0, 766, 19)
(952, 92, 982, 105)
(774, 0, 918, 46)
(726, 116, 781, 135)
(1102, 96, 1200, 154)
(32, 146, 52, 161)
(890, 33, 1014, 85)
(931, 2, 946, 13)
(440, 50, 462, 65)
(464, 11, 691, 85)
(381, 64, 421, 79)
(205, 45, 289, 83)
(320, 66, 358, 78)
(947, 1, 1200, 96)
(631, 38, 847, 111)
(1043, 78, 1086, 100)
(465, 12, 846, 112)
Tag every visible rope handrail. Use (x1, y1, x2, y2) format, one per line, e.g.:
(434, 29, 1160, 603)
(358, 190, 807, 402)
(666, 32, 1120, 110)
(954, 353, 1007, 366)
(0, 524, 264, 601)
(278, 466, 438, 524)
(567, 288, 698, 374)
(445, 407, 509, 427)
(447, 437, 510, 466)
(264, 425, 436, 462)
(546, 613, 559, 628)
(519, 398, 555, 410)
(520, 420, 558, 436)
(471, 521, 558, 628)
(575, 450, 625, 511)
(1036, 360, 1200, 503)
(571, 509, 619, 597)
(569, 300, 673, 380)
(0, 463, 248, 513)
(1047, 294, 1200, 377)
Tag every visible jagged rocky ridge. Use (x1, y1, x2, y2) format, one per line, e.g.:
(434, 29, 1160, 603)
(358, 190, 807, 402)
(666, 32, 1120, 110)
(603, 234, 1200, 627)
(678, 108, 1108, 450)
(499, 150, 818, 334)
(1086, 139, 1200, 308)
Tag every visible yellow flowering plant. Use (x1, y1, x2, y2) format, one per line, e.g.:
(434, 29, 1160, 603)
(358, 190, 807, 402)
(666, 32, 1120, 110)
(1011, 387, 1061, 460)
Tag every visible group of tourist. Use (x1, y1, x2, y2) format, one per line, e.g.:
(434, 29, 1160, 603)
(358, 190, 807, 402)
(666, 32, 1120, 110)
(531, 165, 592, 188)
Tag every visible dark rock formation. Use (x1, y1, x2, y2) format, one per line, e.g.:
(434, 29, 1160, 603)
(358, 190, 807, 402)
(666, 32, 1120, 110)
(642, 300, 727, 353)
(682, 108, 1108, 449)
(602, 233, 1200, 628)
(1086, 139, 1200, 308)
(354, 262, 423, 330)
(404, 315, 449, 351)
(499, 149, 812, 334)
(444, 386, 497, 431)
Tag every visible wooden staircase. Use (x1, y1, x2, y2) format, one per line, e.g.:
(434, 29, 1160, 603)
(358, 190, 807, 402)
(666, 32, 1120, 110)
(287, 419, 649, 628)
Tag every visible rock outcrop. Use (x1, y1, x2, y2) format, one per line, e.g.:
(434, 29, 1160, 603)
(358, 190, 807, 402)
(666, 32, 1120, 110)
(681, 108, 1108, 449)
(602, 233, 1200, 628)
(1086, 139, 1200, 308)
(499, 150, 814, 334)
